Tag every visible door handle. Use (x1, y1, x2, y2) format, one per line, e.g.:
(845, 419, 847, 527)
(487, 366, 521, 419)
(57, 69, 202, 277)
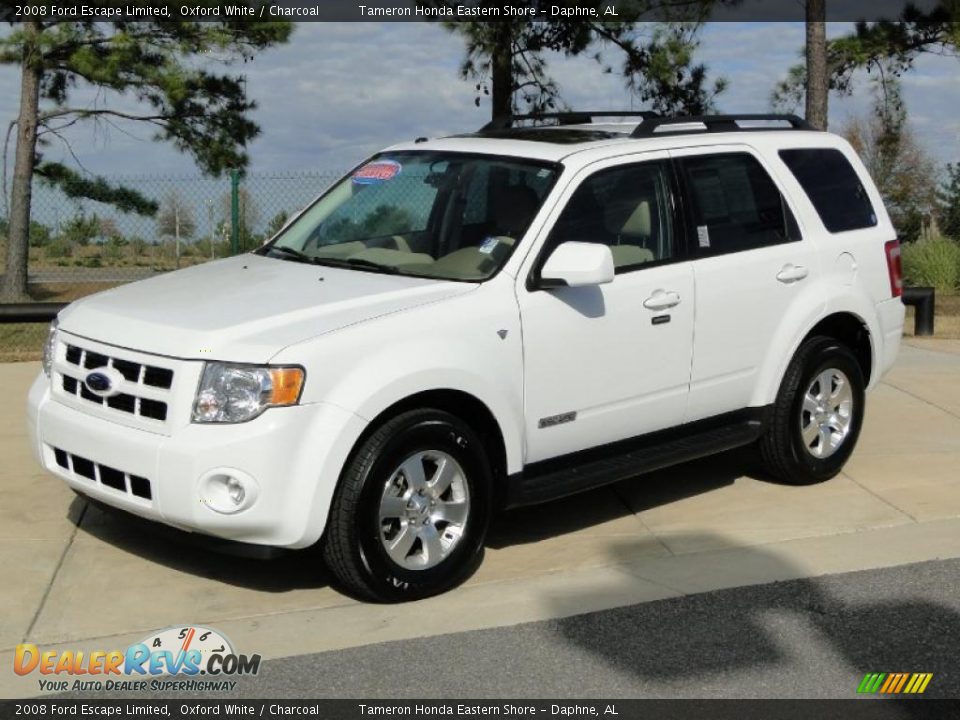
(643, 289, 681, 311)
(776, 264, 809, 283)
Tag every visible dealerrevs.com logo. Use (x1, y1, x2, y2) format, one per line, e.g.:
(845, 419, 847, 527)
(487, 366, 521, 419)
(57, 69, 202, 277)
(14, 625, 261, 693)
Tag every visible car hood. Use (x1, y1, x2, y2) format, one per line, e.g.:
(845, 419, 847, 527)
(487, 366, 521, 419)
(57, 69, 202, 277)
(58, 254, 476, 362)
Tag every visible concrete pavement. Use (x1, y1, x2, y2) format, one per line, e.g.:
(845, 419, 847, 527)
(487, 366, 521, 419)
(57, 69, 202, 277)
(59, 557, 960, 698)
(1, 338, 959, 698)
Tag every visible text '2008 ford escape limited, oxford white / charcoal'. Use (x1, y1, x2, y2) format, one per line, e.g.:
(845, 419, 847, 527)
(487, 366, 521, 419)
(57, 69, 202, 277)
(28, 113, 905, 601)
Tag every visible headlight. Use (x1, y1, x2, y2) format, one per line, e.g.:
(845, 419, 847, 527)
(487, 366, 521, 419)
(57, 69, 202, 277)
(192, 362, 305, 424)
(41, 319, 59, 377)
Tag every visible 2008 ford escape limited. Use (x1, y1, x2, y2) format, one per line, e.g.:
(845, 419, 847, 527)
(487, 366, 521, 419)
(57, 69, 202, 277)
(28, 113, 905, 601)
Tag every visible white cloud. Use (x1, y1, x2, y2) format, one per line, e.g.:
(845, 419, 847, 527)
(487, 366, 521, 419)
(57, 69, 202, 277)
(0, 20, 956, 179)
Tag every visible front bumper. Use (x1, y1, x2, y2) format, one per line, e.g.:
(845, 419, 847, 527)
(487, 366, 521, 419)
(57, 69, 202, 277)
(27, 372, 366, 548)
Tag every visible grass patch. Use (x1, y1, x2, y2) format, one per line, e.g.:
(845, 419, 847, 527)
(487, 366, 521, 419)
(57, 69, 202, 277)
(0, 283, 119, 363)
(0, 323, 48, 362)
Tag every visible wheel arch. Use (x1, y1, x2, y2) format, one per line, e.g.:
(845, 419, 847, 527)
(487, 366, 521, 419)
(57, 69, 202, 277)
(753, 305, 876, 408)
(803, 312, 873, 385)
(347, 388, 512, 510)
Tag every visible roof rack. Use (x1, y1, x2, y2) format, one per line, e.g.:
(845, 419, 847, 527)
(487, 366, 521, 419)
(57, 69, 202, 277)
(631, 114, 812, 137)
(480, 110, 660, 132)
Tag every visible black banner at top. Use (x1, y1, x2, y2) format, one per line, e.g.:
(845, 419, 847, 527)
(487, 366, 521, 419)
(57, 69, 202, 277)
(0, 0, 951, 23)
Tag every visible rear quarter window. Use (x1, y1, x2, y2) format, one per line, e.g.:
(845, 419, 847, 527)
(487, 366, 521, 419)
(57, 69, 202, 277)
(778, 148, 878, 233)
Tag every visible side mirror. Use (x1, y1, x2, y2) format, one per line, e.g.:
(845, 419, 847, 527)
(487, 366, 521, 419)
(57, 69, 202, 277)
(539, 241, 615, 288)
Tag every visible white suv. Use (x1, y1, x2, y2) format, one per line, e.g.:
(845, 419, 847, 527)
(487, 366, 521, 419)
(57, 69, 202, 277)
(28, 113, 905, 601)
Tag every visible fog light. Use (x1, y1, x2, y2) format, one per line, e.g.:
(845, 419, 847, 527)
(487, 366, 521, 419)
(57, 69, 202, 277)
(199, 468, 259, 515)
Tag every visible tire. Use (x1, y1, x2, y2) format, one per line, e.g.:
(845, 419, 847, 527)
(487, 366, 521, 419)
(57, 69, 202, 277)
(760, 335, 866, 485)
(322, 408, 492, 602)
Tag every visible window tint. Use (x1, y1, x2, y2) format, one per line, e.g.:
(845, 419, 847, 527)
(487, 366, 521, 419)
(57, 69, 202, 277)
(547, 161, 675, 271)
(779, 148, 877, 233)
(315, 163, 436, 244)
(680, 153, 797, 254)
(267, 152, 559, 282)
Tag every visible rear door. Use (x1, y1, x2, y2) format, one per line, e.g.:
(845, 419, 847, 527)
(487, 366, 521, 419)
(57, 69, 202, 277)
(670, 145, 820, 421)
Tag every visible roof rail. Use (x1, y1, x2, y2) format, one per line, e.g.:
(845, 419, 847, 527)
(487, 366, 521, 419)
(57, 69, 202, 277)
(481, 110, 660, 132)
(631, 114, 812, 137)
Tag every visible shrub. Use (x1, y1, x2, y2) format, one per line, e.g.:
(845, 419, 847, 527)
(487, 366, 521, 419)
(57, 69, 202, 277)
(902, 234, 960, 294)
(29, 221, 52, 248)
(46, 237, 75, 259)
(101, 240, 124, 264)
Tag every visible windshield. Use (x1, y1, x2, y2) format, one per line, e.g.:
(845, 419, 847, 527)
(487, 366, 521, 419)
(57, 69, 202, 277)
(261, 151, 559, 281)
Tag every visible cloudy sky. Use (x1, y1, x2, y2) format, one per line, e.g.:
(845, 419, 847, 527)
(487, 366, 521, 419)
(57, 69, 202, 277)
(0, 21, 957, 179)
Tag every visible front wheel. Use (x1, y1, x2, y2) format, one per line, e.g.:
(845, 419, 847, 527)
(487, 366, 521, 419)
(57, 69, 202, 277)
(760, 335, 866, 485)
(322, 408, 492, 602)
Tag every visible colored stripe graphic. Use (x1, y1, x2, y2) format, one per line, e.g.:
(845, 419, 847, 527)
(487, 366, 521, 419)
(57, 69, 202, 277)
(879, 674, 897, 693)
(858, 672, 932, 694)
(857, 673, 886, 693)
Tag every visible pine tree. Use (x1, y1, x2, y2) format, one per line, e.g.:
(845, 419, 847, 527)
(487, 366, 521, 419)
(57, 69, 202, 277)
(0, 17, 292, 301)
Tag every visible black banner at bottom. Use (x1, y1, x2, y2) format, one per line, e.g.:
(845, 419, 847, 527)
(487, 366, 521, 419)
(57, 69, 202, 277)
(1, 699, 959, 720)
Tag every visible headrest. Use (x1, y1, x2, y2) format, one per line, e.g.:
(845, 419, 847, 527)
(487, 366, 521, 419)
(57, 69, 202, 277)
(604, 198, 652, 237)
(494, 185, 540, 237)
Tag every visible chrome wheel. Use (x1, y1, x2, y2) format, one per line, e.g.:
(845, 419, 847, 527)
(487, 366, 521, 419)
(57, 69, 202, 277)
(378, 450, 470, 570)
(800, 368, 855, 459)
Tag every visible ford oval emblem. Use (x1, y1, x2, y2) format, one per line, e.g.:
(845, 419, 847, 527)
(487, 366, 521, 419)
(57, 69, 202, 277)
(84, 369, 119, 397)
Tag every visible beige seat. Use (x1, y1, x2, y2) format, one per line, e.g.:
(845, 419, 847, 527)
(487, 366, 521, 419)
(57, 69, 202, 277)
(610, 244, 655, 267)
(405, 237, 516, 279)
(314, 241, 366, 258)
(603, 199, 655, 268)
(347, 247, 434, 267)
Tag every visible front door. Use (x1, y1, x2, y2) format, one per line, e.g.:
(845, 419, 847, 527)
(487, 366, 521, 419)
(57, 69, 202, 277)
(518, 153, 695, 464)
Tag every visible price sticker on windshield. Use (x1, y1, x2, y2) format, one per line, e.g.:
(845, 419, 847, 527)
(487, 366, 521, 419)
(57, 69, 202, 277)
(353, 159, 402, 185)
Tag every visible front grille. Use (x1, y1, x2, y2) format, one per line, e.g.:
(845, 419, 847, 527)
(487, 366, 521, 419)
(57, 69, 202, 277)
(52, 446, 152, 500)
(61, 343, 172, 423)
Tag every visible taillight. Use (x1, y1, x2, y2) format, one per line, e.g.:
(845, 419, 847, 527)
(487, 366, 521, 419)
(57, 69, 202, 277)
(884, 239, 903, 298)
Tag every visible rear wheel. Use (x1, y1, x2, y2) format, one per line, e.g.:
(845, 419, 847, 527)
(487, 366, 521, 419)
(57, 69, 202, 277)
(322, 408, 492, 602)
(760, 336, 866, 485)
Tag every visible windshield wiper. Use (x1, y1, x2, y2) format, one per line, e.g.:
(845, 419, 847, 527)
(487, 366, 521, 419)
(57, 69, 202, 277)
(267, 246, 401, 274)
(312, 257, 401, 274)
(266, 245, 318, 264)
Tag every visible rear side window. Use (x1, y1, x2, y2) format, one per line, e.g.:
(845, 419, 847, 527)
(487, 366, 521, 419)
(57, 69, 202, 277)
(779, 148, 878, 233)
(678, 153, 798, 255)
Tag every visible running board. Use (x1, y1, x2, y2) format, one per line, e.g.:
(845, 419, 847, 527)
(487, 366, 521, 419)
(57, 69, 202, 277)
(505, 408, 768, 509)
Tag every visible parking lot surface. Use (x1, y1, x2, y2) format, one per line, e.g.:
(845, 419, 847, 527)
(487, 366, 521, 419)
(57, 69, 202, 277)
(2, 338, 960, 698)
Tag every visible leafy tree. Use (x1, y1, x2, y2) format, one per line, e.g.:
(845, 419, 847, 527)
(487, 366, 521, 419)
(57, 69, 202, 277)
(28, 219, 51, 248)
(157, 190, 197, 241)
(939, 164, 960, 239)
(97, 217, 122, 242)
(598, 22, 727, 116)
(773, 2, 960, 122)
(157, 189, 197, 268)
(59, 212, 99, 247)
(442, 3, 726, 120)
(0, 17, 293, 301)
(842, 78, 937, 241)
(266, 210, 290, 239)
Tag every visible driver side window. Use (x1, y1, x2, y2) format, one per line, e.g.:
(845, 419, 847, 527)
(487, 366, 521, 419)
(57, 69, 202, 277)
(547, 161, 676, 272)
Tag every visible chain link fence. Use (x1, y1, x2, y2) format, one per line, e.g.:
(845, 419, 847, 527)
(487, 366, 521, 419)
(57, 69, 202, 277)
(1, 167, 958, 301)
(0, 165, 959, 358)
(0, 170, 342, 302)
